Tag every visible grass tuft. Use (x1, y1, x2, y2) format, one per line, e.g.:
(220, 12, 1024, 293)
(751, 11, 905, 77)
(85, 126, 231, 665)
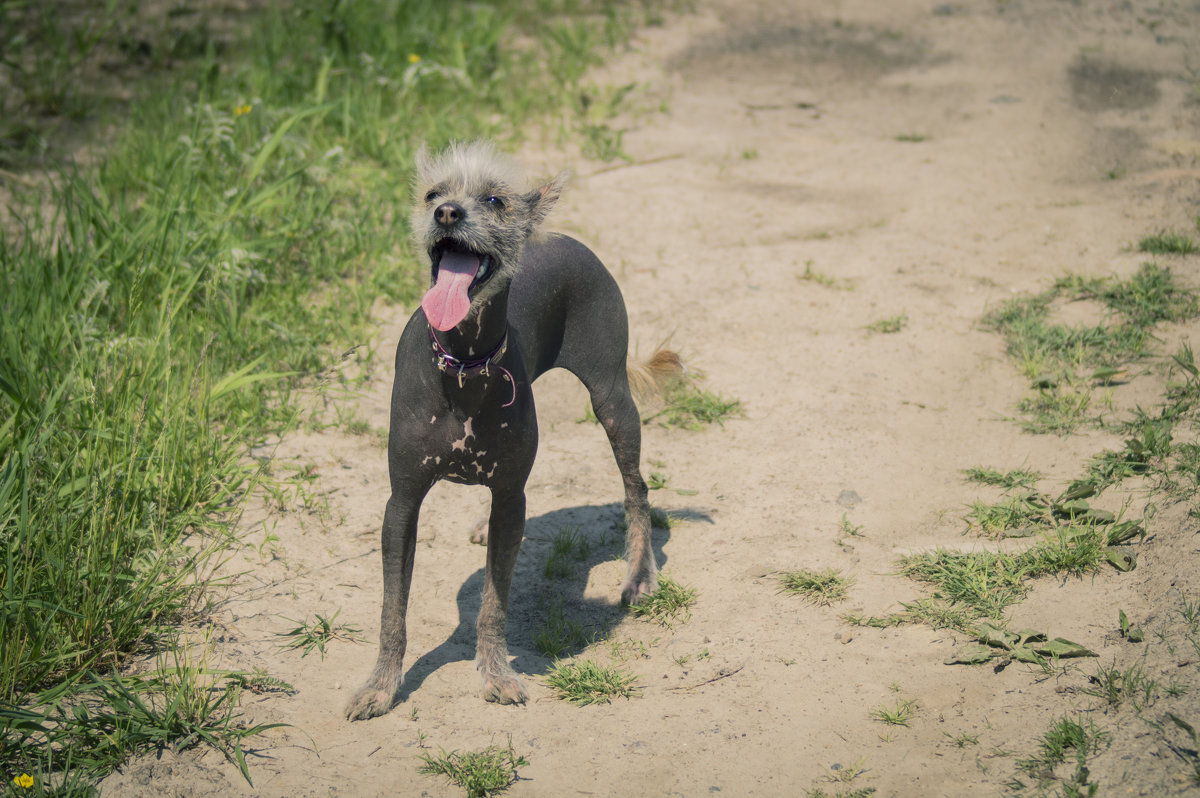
(870, 698, 919, 727)
(544, 660, 640, 705)
(534, 601, 592, 659)
(778, 568, 854, 606)
(866, 313, 909, 334)
(985, 263, 1199, 433)
(418, 739, 528, 798)
(1139, 230, 1198, 255)
(962, 466, 1042, 490)
(644, 383, 743, 429)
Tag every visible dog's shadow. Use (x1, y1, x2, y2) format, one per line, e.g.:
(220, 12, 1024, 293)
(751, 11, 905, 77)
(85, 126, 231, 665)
(397, 502, 712, 700)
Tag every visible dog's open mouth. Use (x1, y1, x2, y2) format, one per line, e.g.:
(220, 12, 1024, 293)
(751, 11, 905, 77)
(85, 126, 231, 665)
(422, 241, 496, 331)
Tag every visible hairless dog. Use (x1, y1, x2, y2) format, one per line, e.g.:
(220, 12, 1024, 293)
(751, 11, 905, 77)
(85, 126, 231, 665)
(345, 141, 682, 720)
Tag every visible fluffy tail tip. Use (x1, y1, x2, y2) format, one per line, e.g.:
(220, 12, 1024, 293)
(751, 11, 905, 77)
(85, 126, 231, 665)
(627, 347, 686, 402)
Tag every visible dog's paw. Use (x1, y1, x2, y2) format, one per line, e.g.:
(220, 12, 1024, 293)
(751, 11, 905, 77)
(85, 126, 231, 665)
(344, 686, 398, 721)
(620, 573, 658, 606)
(481, 672, 528, 705)
(469, 514, 488, 546)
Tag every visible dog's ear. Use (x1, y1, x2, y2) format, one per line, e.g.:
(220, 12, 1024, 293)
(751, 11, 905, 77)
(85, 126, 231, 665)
(524, 170, 569, 231)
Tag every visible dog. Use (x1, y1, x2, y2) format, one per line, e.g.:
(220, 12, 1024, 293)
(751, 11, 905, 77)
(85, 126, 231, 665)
(345, 141, 682, 720)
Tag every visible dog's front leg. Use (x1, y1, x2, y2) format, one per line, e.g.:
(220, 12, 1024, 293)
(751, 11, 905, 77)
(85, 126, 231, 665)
(476, 486, 528, 704)
(345, 490, 424, 720)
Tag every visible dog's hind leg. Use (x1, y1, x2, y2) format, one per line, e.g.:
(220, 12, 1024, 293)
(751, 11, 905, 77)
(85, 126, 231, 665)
(476, 487, 529, 704)
(345, 487, 425, 720)
(590, 379, 659, 605)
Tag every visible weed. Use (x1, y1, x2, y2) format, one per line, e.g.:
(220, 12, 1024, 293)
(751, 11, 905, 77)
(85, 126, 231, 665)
(544, 660, 640, 705)
(534, 601, 592, 659)
(647, 471, 668, 490)
(870, 698, 918, 727)
(807, 757, 875, 797)
(806, 788, 877, 798)
(1015, 715, 1109, 795)
(1139, 231, 1197, 255)
(964, 492, 1050, 537)
(962, 466, 1042, 490)
(778, 568, 854, 606)
(544, 525, 590, 580)
(1017, 385, 1093, 435)
(1083, 662, 1158, 710)
(895, 133, 928, 142)
(224, 668, 296, 696)
(842, 611, 909, 629)
(866, 314, 908, 334)
(945, 731, 980, 747)
(900, 598, 978, 633)
(673, 648, 711, 667)
(839, 514, 865, 537)
(898, 549, 1028, 619)
(628, 573, 697, 627)
(1152, 713, 1200, 786)
(276, 611, 365, 659)
(418, 738, 528, 798)
(986, 263, 1199, 433)
(0, 639, 286, 786)
(644, 383, 743, 429)
(1118, 608, 1145, 643)
(608, 637, 658, 662)
(650, 507, 674, 529)
(799, 259, 844, 289)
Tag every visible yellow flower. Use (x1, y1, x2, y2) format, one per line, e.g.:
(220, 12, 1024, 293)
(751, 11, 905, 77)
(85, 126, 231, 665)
(14, 773, 34, 788)
(234, 104, 252, 117)
(407, 53, 421, 64)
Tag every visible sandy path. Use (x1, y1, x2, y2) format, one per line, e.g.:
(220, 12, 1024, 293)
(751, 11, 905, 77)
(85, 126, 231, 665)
(104, 1, 1200, 795)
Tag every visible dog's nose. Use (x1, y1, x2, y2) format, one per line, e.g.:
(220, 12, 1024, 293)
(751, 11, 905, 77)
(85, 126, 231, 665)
(435, 202, 464, 227)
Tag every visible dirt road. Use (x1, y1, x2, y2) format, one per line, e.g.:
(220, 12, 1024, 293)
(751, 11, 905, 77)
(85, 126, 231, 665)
(104, 1, 1200, 795)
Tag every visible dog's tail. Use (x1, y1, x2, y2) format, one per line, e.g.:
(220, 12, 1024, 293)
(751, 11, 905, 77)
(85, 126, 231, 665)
(627, 346, 686, 402)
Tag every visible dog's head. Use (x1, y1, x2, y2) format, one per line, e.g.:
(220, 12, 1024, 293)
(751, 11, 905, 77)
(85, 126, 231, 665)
(411, 141, 567, 332)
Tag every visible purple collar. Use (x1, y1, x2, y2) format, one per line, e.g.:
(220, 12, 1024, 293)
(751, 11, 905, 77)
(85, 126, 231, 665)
(428, 327, 517, 407)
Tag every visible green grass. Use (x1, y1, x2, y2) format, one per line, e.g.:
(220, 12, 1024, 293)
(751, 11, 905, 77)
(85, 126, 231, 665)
(644, 383, 743, 429)
(984, 263, 1199, 433)
(798, 259, 847, 289)
(418, 739, 529, 798)
(778, 568, 854, 606)
(962, 466, 1042, 490)
(544, 659, 640, 705)
(1082, 662, 1159, 711)
(1139, 230, 1198, 255)
(896, 522, 1116, 624)
(870, 698, 918, 727)
(1013, 715, 1109, 796)
(543, 525, 591, 580)
(866, 313, 909, 334)
(533, 601, 592, 659)
(0, 0, 676, 786)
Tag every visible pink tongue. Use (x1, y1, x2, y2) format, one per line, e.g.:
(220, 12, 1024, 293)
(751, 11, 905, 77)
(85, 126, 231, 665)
(422, 251, 480, 331)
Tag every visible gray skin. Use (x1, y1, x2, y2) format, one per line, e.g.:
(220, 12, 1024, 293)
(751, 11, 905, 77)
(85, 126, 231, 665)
(345, 148, 657, 721)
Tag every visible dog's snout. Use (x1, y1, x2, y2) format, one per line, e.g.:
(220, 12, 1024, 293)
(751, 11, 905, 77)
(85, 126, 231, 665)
(435, 202, 464, 228)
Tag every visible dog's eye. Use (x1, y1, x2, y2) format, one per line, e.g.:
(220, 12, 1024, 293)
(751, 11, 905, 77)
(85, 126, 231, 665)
(486, 196, 505, 210)
(425, 190, 439, 204)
